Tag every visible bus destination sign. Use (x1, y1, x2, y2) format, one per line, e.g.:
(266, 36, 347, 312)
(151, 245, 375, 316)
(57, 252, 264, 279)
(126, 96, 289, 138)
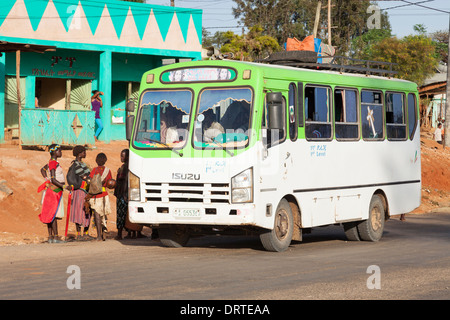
(162, 67, 236, 83)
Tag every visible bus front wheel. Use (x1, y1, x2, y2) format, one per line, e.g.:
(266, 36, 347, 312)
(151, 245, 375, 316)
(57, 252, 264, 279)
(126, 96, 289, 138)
(159, 225, 190, 248)
(260, 199, 294, 252)
(357, 194, 385, 242)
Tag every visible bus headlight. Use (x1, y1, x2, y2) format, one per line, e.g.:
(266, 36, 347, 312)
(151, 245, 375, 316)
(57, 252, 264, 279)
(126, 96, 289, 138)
(231, 168, 253, 203)
(129, 170, 141, 201)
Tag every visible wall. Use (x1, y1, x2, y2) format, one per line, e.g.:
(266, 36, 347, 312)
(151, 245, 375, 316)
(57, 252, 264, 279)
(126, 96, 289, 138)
(0, 0, 203, 143)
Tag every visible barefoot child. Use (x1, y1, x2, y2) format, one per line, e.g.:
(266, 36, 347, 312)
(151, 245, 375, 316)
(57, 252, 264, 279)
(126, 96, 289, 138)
(88, 153, 112, 241)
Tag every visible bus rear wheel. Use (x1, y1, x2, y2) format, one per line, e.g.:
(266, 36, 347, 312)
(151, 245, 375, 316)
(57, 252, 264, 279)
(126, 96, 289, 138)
(159, 225, 190, 248)
(357, 194, 385, 242)
(260, 199, 293, 252)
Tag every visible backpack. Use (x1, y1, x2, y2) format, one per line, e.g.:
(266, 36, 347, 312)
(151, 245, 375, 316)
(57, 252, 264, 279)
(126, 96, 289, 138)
(89, 167, 110, 195)
(89, 173, 102, 195)
(66, 162, 83, 190)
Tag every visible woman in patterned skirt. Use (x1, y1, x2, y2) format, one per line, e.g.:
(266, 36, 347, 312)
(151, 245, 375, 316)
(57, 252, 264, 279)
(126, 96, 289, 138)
(68, 145, 92, 240)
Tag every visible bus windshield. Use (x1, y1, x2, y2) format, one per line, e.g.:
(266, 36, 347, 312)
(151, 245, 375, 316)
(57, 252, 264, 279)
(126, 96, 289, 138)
(133, 89, 193, 149)
(194, 87, 253, 149)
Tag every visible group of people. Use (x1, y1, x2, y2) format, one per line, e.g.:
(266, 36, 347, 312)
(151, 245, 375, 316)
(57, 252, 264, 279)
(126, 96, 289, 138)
(38, 144, 145, 243)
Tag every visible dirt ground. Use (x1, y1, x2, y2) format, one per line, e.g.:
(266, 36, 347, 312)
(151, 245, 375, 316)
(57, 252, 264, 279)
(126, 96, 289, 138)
(0, 129, 449, 246)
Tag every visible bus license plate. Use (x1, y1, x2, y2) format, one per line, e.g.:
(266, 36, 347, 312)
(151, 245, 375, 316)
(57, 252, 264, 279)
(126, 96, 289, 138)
(173, 208, 201, 218)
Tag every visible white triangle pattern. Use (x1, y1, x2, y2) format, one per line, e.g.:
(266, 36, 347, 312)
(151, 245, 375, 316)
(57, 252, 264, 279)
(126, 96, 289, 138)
(0, 0, 201, 52)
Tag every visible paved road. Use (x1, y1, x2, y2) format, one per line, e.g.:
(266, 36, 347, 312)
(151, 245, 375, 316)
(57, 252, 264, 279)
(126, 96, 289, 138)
(0, 211, 449, 304)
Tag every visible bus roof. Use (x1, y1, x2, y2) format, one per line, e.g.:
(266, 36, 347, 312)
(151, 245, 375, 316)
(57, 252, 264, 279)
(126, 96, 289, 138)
(145, 59, 418, 92)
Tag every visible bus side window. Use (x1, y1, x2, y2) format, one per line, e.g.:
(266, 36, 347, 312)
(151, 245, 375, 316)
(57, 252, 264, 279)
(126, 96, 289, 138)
(288, 83, 298, 141)
(386, 92, 406, 140)
(407, 93, 418, 140)
(334, 88, 359, 140)
(361, 90, 384, 140)
(305, 85, 332, 140)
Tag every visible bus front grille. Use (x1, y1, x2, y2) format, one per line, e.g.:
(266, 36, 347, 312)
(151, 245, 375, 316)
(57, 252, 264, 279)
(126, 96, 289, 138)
(143, 182, 230, 204)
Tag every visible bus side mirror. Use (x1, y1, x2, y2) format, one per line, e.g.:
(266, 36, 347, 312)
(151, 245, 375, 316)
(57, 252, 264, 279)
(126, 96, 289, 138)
(126, 100, 135, 112)
(267, 92, 283, 130)
(126, 115, 135, 141)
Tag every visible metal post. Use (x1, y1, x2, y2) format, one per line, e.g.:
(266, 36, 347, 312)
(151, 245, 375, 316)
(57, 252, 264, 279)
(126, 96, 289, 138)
(313, 1, 322, 39)
(445, 14, 450, 148)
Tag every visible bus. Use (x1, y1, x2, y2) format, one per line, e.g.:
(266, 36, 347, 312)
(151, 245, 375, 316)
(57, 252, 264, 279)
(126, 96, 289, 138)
(125, 59, 421, 252)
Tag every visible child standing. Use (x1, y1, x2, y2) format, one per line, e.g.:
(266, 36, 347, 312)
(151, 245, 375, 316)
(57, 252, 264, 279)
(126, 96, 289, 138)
(38, 144, 72, 243)
(88, 152, 112, 241)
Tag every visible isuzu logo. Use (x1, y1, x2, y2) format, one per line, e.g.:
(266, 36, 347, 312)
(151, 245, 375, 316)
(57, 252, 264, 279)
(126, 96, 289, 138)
(172, 173, 200, 180)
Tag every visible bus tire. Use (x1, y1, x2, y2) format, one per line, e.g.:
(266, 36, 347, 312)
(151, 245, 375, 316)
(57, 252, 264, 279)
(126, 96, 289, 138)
(260, 199, 293, 252)
(357, 195, 385, 242)
(267, 51, 318, 63)
(343, 222, 361, 241)
(159, 225, 190, 248)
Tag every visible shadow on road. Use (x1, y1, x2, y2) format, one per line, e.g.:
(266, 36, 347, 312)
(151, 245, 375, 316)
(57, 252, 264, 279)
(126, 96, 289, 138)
(115, 212, 450, 251)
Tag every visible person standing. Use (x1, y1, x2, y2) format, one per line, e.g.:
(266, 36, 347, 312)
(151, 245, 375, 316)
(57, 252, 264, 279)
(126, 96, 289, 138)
(114, 149, 130, 240)
(38, 144, 72, 243)
(68, 145, 92, 240)
(88, 153, 112, 241)
(91, 90, 104, 141)
(434, 123, 443, 145)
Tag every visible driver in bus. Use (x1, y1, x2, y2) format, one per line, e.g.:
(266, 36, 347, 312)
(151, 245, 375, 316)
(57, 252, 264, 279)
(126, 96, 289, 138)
(160, 116, 178, 144)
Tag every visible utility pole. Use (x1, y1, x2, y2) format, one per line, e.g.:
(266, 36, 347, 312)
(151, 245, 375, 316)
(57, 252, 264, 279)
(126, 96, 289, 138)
(327, 0, 331, 46)
(445, 14, 450, 149)
(313, 1, 321, 39)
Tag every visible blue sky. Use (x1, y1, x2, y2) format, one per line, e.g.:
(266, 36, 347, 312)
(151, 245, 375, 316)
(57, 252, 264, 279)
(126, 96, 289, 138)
(146, 0, 449, 38)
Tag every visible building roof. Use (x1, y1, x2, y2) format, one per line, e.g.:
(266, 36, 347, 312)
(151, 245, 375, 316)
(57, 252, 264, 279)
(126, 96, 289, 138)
(0, 41, 56, 56)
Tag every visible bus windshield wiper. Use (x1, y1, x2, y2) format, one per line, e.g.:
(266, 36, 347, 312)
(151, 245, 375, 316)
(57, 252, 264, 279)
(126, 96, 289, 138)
(211, 137, 235, 157)
(143, 138, 183, 157)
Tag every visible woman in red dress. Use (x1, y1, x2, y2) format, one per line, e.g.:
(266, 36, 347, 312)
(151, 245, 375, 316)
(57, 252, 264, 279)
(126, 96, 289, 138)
(39, 144, 72, 243)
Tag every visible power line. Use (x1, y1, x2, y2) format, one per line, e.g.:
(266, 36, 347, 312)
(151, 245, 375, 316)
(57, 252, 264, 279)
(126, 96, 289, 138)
(381, 0, 435, 11)
(400, 0, 450, 14)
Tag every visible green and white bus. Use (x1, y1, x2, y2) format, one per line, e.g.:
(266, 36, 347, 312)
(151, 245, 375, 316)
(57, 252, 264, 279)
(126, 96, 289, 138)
(125, 59, 421, 252)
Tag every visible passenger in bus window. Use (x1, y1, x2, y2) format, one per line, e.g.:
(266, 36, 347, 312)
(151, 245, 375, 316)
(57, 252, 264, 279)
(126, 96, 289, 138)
(204, 121, 225, 143)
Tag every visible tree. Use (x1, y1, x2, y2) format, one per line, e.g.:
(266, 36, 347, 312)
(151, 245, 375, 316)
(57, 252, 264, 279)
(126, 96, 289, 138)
(220, 25, 281, 61)
(364, 34, 438, 85)
(203, 28, 230, 50)
(352, 28, 392, 59)
(232, 0, 391, 56)
(431, 29, 449, 64)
